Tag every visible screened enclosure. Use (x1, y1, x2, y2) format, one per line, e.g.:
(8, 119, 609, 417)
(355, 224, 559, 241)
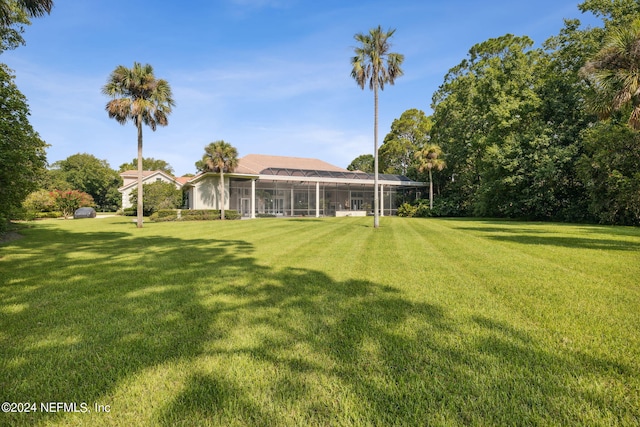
(228, 178, 421, 217)
(173, 154, 426, 217)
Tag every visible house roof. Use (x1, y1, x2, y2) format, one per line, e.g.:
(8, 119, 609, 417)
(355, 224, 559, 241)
(235, 154, 348, 175)
(118, 170, 187, 191)
(175, 176, 192, 185)
(232, 154, 420, 184)
(120, 170, 163, 178)
(119, 154, 425, 189)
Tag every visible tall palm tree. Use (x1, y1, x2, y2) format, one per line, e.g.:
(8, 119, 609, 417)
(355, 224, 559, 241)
(102, 62, 174, 228)
(582, 18, 640, 130)
(0, 0, 53, 26)
(415, 144, 446, 209)
(351, 25, 404, 228)
(199, 140, 238, 220)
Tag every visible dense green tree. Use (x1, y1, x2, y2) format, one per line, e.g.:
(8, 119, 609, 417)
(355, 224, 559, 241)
(197, 140, 238, 220)
(346, 154, 374, 173)
(431, 26, 599, 221)
(525, 17, 606, 221)
(103, 62, 174, 228)
(351, 25, 404, 228)
(129, 181, 182, 216)
(432, 34, 546, 217)
(0, 64, 47, 230)
(418, 0, 640, 224)
(572, 0, 640, 225)
(577, 121, 640, 225)
(118, 157, 174, 175)
(379, 109, 432, 179)
(578, 0, 640, 28)
(0, 6, 27, 53)
(50, 153, 121, 210)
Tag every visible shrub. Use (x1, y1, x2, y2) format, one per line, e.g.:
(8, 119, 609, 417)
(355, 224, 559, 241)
(149, 210, 179, 222)
(224, 210, 241, 220)
(35, 211, 63, 219)
(397, 203, 418, 217)
(415, 200, 432, 218)
(23, 189, 56, 213)
(181, 210, 220, 221)
(149, 209, 241, 222)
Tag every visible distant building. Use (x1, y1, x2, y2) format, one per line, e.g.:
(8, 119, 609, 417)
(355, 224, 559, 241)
(119, 154, 425, 217)
(118, 170, 189, 209)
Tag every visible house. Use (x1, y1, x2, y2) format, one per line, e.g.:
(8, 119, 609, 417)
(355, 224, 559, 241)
(119, 154, 426, 217)
(118, 170, 189, 209)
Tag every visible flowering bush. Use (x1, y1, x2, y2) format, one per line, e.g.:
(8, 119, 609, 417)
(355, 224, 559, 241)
(51, 190, 94, 219)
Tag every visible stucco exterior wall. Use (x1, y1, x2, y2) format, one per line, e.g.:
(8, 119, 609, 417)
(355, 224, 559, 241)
(191, 175, 229, 210)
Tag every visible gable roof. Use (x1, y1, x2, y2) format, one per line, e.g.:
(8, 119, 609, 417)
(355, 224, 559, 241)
(120, 170, 164, 178)
(118, 170, 186, 191)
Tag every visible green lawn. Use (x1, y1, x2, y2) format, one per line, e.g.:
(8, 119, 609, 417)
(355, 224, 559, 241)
(1, 216, 639, 426)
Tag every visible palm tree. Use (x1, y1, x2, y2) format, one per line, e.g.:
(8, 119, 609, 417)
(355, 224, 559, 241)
(0, 0, 53, 26)
(199, 140, 238, 220)
(581, 18, 640, 130)
(415, 145, 446, 210)
(102, 62, 174, 228)
(351, 25, 404, 228)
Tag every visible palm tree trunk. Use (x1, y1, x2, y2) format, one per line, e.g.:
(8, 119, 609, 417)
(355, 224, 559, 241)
(429, 169, 433, 210)
(136, 118, 143, 229)
(219, 169, 225, 220)
(373, 79, 380, 229)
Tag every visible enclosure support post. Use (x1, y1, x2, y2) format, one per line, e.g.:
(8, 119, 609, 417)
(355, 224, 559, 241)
(251, 179, 256, 219)
(316, 181, 320, 217)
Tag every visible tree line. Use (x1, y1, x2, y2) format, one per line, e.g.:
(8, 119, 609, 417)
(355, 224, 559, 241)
(348, 0, 640, 226)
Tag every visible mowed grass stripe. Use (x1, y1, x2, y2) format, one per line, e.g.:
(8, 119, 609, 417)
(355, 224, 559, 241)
(424, 219, 640, 370)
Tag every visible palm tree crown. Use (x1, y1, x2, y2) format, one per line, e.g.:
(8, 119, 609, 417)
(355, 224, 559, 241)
(351, 26, 404, 91)
(199, 140, 239, 220)
(102, 62, 174, 130)
(351, 25, 404, 228)
(0, 0, 53, 26)
(102, 62, 174, 228)
(582, 18, 640, 129)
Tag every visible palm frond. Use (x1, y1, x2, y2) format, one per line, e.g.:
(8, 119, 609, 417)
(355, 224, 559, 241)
(351, 26, 404, 93)
(102, 63, 174, 131)
(582, 18, 640, 130)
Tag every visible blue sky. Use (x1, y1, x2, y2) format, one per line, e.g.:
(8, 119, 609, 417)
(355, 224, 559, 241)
(3, 0, 600, 176)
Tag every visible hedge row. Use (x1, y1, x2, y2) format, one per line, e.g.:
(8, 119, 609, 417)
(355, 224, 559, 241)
(148, 209, 241, 222)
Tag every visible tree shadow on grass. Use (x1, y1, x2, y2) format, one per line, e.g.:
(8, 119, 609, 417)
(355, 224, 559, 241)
(0, 227, 258, 426)
(451, 222, 640, 251)
(1, 224, 638, 425)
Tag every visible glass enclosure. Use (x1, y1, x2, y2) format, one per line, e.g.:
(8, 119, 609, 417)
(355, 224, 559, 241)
(228, 179, 418, 217)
